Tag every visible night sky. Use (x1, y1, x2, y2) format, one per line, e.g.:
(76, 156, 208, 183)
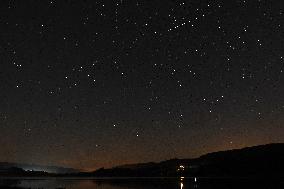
(0, 0, 284, 171)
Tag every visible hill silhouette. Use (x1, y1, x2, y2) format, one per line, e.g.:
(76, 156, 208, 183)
(0, 162, 78, 175)
(89, 143, 284, 178)
(0, 143, 283, 178)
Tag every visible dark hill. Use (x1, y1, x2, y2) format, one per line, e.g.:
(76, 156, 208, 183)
(1, 143, 283, 178)
(91, 143, 284, 178)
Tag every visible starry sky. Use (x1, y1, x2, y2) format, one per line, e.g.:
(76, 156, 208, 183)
(0, 0, 284, 171)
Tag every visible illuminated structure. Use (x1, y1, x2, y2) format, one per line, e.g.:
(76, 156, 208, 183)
(177, 165, 185, 171)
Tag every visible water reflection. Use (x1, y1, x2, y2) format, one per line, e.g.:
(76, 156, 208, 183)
(180, 177, 198, 189)
(0, 177, 283, 189)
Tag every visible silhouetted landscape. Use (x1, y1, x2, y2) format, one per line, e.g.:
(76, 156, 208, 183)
(0, 162, 79, 174)
(1, 143, 283, 178)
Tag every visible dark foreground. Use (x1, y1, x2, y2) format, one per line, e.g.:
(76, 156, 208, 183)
(0, 177, 283, 189)
(1, 144, 283, 178)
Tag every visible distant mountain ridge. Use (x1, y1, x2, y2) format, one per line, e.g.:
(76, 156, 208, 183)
(0, 143, 283, 177)
(90, 143, 284, 177)
(0, 162, 78, 174)
(199, 143, 284, 159)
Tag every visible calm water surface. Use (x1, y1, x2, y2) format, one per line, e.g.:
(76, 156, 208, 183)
(0, 177, 283, 189)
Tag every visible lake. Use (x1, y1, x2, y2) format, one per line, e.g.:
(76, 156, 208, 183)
(0, 177, 283, 189)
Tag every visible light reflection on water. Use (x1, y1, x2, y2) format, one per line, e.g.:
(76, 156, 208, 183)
(0, 177, 283, 189)
(180, 181, 184, 189)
